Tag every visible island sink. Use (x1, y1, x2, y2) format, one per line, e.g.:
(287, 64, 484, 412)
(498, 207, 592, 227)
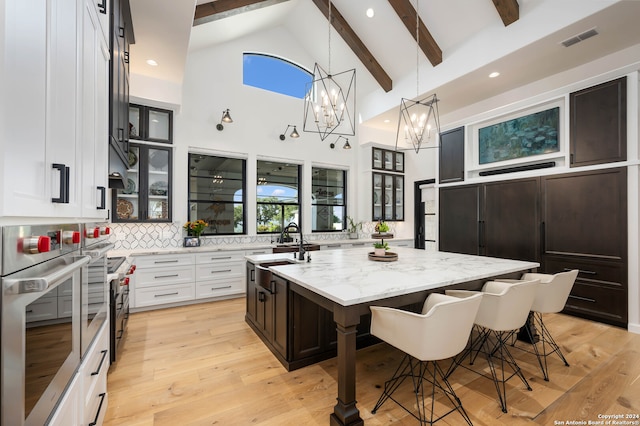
(254, 260, 294, 292)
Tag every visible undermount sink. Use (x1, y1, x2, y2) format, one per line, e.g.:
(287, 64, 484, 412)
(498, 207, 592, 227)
(255, 260, 295, 292)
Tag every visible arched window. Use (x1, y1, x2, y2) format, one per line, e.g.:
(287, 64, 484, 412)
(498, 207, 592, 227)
(243, 53, 312, 99)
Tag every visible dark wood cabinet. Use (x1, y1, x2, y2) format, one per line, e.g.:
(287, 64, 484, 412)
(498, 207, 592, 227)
(541, 168, 627, 326)
(109, 0, 134, 170)
(570, 77, 626, 167)
(246, 261, 378, 371)
(439, 126, 465, 183)
(439, 185, 480, 255)
(372, 147, 404, 172)
(439, 168, 627, 327)
(439, 178, 539, 261)
(129, 104, 173, 143)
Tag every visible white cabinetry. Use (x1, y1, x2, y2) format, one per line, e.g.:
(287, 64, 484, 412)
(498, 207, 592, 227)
(0, 0, 108, 219)
(81, 323, 109, 426)
(195, 252, 245, 299)
(49, 322, 109, 426)
(133, 254, 196, 308)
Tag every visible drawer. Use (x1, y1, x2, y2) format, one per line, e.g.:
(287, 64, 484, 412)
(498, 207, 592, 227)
(134, 253, 194, 269)
(134, 283, 195, 308)
(195, 262, 244, 281)
(81, 324, 109, 407)
(564, 282, 627, 325)
(544, 257, 626, 289)
(196, 251, 245, 264)
(84, 391, 108, 426)
(348, 242, 367, 248)
(245, 249, 271, 256)
(321, 243, 343, 250)
(196, 277, 244, 299)
(26, 298, 57, 322)
(135, 265, 195, 289)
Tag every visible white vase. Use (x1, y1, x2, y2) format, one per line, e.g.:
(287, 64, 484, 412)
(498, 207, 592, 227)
(374, 248, 386, 256)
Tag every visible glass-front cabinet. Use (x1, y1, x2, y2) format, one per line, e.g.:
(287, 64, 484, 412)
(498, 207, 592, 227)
(372, 147, 404, 172)
(372, 172, 404, 221)
(113, 144, 172, 222)
(129, 104, 173, 143)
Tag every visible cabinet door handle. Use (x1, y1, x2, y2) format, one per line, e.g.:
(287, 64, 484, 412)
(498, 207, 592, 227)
(210, 269, 231, 274)
(88, 393, 107, 426)
(209, 256, 232, 261)
(568, 294, 596, 303)
(52, 163, 69, 203)
(155, 292, 179, 297)
(540, 222, 546, 254)
(97, 186, 106, 209)
(211, 285, 232, 290)
(258, 291, 265, 302)
(97, 0, 106, 14)
(118, 127, 124, 143)
(564, 268, 596, 275)
(118, 26, 125, 38)
(154, 260, 179, 264)
(90, 349, 108, 376)
(154, 274, 179, 279)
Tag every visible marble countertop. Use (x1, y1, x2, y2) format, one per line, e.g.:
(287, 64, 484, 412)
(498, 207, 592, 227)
(245, 248, 539, 306)
(107, 238, 413, 258)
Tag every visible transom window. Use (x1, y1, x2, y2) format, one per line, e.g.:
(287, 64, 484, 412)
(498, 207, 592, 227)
(312, 167, 346, 232)
(243, 53, 312, 99)
(187, 154, 246, 235)
(256, 160, 300, 235)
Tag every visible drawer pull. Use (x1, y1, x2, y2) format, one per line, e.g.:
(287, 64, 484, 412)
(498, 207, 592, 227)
(351, 243, 365, 246)
(88, 392, 106, 426)
(251, 251, 266, 254)
(91, 350, 108, 376)
(564, 268, 596, 275)
(327, 244, 341, 248)
(210, 269, 232, 274)
(568, 295, 596, 303)
(258, 291, 266, 302)
(155, 292, 179, 297)
(210, 256, 232, 260)
(211, 285, 232, 290)
(155, 274, 179, 279)
(154, 260, 179, 264)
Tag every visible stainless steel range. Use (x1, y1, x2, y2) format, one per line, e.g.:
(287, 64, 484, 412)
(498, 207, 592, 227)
(107, 255, 132, 363)
(1, 223, 88, 425)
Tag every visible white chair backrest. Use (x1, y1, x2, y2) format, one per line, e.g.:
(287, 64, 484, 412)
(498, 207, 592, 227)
(475, 279, 539, 331)
(523, 269, 578, 313)
(370, 293, 482, 361)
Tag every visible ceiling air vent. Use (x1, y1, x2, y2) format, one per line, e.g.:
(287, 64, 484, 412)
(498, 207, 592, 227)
(561, 27, 599, 47)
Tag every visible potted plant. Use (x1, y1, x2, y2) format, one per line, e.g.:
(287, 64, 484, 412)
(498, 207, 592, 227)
(374, 220, 391, 236)
(183, 219, 208, 246)
(346, 216, 362, 239)
(373, 241, 389, 256)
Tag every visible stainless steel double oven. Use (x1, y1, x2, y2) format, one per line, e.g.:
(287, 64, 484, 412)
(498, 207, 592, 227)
(1, 223, 113, 425)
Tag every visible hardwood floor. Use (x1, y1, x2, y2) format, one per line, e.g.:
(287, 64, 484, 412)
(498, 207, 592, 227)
(104, 298, 640, 425)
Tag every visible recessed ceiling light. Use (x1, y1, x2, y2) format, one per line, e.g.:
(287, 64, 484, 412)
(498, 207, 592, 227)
(489, 71, 500, 78)
(383, 119, 391, 123)
(146, 59, 158, 66)
(366, 8, 374, 18)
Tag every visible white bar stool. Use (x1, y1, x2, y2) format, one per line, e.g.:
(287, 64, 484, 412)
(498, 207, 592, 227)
(370, 292, 483, 425)
(445, 278, 539, 413)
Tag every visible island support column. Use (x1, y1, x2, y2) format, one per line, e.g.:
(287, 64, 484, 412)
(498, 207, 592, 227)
(330, 306, 364, 426)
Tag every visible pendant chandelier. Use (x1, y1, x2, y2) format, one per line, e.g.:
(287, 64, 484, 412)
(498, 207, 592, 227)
(304, 0, 356, 142)
(395, 0, 440, 153)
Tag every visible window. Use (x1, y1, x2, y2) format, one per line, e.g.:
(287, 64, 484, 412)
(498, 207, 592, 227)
(312, 168, 346, 232)
(187, 154, 246, 235)
(243, 53, 312, 99)
(256, 161, 300, 235)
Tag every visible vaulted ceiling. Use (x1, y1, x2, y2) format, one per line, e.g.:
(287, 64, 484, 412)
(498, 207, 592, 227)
(129, 0, 640, 130)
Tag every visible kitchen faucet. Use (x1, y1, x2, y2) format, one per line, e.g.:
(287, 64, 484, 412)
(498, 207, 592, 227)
(281, 222, 306, 261)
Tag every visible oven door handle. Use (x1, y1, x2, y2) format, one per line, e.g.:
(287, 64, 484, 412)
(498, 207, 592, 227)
(84, 242, 116, 259)
(3, 255, 91, 295)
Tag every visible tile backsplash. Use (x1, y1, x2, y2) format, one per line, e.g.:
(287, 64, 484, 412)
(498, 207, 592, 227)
(108, 221, 397, 251)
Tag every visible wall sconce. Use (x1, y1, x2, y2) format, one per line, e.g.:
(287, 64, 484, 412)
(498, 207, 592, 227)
(216, 109, 233, 131)
(330, 135, 351, 149)
(279, 125, 300, 140)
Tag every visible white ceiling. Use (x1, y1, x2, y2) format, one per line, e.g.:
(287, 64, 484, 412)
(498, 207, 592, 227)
(129, 0, 640, 131)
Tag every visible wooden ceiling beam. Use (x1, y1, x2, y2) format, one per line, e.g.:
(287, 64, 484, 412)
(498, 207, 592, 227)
(491, 0, 519, 26)
(387, 0, 442, 67)
(194, 0, 287, 26)
(311, 0, 393, 93)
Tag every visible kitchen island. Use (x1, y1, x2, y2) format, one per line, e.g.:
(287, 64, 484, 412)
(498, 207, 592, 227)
(245, 247, 539, 426)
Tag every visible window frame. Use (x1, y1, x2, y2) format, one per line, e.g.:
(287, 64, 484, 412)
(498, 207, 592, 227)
(242, 52, 313, 99)
(256, 160, 302, 236)
(187, 153, 247, 236)
(311, 167, 347, 233)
